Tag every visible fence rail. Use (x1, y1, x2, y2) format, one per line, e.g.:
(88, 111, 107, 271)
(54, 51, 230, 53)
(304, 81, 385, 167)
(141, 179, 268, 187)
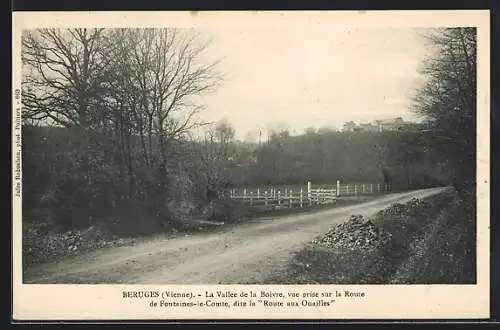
(229, 180, 389, 208)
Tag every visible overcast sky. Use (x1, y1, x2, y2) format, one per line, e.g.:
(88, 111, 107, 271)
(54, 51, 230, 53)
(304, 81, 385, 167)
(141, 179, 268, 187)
(196, 27, 430, 141)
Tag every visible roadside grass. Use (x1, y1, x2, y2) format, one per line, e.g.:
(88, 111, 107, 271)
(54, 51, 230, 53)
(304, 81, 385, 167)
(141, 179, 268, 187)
(390, 194, 476, 284)
(264, 189, 476, 284)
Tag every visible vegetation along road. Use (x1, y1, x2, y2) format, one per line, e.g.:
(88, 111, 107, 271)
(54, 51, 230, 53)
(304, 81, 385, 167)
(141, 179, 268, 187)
(24, 187, 447, 284)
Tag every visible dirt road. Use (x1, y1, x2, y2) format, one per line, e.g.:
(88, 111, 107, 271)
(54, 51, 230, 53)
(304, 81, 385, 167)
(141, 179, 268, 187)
(23, 187, 447, 284)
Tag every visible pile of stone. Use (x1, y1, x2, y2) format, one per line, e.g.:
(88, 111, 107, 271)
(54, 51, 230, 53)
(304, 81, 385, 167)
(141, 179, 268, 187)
(375, 198, 430, 219)
(405, 198, 431, 215)
(23, 223, 135, 267)
(312, 215, 392, 250)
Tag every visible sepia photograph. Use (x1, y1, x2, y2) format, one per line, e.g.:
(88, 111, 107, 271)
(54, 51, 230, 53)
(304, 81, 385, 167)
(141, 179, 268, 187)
(12, 10, 490, 320)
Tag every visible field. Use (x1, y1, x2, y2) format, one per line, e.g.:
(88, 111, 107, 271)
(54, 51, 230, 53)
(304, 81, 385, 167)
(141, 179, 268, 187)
(229, 182, 388, 210)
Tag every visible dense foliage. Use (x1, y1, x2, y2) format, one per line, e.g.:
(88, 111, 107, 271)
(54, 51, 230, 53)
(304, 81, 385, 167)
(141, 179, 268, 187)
(229, 129, 450, 189)
(22, 124, 450, 231)
(411, 28, 477, 198)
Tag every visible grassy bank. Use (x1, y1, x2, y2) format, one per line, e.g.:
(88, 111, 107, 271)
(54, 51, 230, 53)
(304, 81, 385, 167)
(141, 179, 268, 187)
(264, 189, 476, 284)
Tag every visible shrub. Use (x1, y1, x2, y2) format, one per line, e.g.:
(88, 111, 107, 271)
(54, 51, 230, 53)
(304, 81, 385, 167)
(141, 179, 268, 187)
(22, 125, 199, 234)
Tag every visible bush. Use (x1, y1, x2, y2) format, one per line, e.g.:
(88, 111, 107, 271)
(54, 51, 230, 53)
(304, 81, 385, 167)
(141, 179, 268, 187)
(23, 127, 123, 228)
(202, 197, 249, 223)
(22, 125, 200, 234)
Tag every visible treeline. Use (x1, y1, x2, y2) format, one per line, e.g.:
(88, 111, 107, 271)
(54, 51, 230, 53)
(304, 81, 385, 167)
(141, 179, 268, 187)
(229, 129, 452, 190)
(412, 28, 476, 201)
(23, 122, 451, 233)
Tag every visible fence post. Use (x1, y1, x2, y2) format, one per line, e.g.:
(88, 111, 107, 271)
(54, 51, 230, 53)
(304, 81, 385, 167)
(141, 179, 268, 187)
(264, 191, 268, 205)
(257, 188, 260, 199)
(370, 183, 373, 193)
(336, 180, 340, 197)
(243, 188, 247, 200)
(307, 181, 311, 200)
(362, 184, 365, 194)
(289, 189, 293, 208)
(250, 191, 253, 206)
(300, 188, 303, 208)
(346, 184, 350, 195)
(354, 184, 358, 196)
(278, 190, 281, 205)
(378, 183, 381, 193)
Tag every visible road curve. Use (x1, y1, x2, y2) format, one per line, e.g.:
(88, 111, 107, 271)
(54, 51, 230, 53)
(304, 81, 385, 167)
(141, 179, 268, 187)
(23, 187, 447, 284)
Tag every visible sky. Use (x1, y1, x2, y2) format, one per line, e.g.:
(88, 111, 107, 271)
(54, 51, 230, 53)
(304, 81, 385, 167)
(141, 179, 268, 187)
(194, 27, 431, 141)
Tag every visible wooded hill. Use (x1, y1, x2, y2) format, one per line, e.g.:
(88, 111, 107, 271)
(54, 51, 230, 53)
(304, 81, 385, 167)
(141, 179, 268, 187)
(228, 128, 451, 189)
(22, 123, 451, 233)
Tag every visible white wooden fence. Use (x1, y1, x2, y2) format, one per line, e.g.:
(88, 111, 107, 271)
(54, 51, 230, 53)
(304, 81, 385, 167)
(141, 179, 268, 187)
(229, 180, 389, 208)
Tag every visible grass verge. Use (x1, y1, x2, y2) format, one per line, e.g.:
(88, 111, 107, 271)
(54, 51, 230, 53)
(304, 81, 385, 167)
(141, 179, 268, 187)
(263, 189, 476, 284)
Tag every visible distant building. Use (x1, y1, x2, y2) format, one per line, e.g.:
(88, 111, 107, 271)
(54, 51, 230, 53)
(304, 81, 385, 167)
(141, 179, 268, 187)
(342, 121, 357, 132)
(377, 117, 408, 132)
(341, 117, 423, 133)
(358, 123, 379, 132)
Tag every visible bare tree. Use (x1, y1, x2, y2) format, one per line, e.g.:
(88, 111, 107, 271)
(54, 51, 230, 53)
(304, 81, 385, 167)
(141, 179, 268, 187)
(22, 27, 224, 221)
(214, 119, 235, 158)
(107, 28, 222, 169)
(411, 28, 476, 194)
(188, 123, 234, 204)
(22, 28, 112, 128)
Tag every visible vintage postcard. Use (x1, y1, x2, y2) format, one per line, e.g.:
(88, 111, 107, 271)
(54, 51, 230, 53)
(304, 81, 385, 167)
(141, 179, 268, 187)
(12, 10, 490, 320)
